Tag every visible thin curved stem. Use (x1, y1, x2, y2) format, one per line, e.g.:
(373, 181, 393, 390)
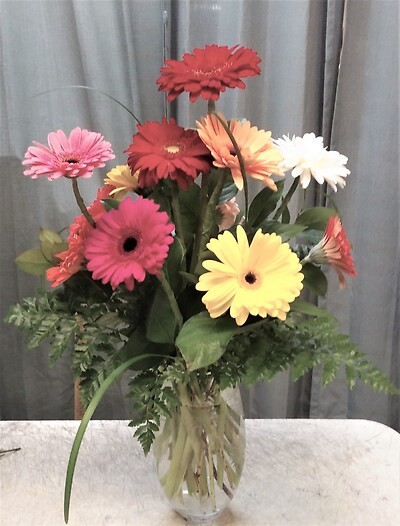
(273, 178, 299, 221)
(71, 178, 95, 227)
(212, 113, 249, 223)
(158, 271, 183, 330)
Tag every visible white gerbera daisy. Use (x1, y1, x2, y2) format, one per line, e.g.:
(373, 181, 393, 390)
(273, 133, 350, 191)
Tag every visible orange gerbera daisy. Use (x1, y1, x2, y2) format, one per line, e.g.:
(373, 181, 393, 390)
(46, 185, 114, 287)
(305, 215, 357, 288)
(196, 113, 284, 191)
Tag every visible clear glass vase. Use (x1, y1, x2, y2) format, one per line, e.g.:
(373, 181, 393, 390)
(153, 382, 246, 523)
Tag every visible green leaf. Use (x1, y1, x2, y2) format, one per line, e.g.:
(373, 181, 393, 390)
(176, 312, 238, 371)
(295, 207, 336, 231)
(146, 284, 177, 343)
(217, 177, 238, 205)
(64, 353, 166, 524)
(290, 298, 333, 318)
(247, 181, 284, 228)
(301, 263, 328, 296)
(178, 183, 200, 235)
(39, 228, 64, 245)
(39, 228, 68, 262)
(15, 248, 51, 275)
(165, 238, 186, 293)
(124, 330, 175, 370)
(101, 198, 120, 211)
(260, 221, 307, 241)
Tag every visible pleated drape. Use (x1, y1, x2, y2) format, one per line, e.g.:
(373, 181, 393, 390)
(1, 0, 398, 430)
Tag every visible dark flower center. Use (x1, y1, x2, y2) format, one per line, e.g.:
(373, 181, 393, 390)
(65, 158, 79, 164)
(123, 236, 138, 252)
(245, 272, 257, 285)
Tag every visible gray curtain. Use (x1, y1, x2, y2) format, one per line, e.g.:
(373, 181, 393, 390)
(1, 0, 398, 430)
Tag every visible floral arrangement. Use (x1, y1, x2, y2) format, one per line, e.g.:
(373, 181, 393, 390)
(6, 44, 398, 521)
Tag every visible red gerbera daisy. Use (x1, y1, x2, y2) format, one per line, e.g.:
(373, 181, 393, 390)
(46, 185, 113, 287)
(305, 215, 357, 288)
(84, 196, 174, 291)
(23, 127, 115, 180)
(156, 44, 261, 102)
(125, 117, 211, 190)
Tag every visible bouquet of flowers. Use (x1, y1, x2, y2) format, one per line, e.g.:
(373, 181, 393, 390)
(6, 44, 398, 522)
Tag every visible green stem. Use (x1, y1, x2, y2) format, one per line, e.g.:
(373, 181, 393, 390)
(163, 415, 189, 499)
(71, 178, 95, 227)
(212, 113, 249, 223)
(208, 100, 216, 114)
(158, 271, 183, 330)
(273, 178, 299, 221)
(170, 181, 186, 251)
(191, 170, 228, 275)
(190, 171, 210, 273)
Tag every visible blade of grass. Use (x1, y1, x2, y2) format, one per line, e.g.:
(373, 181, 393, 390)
(64, 353, 168, 523)
(34, 85, 140, 124)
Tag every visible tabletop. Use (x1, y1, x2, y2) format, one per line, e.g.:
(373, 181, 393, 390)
(0, 419, 399, 526)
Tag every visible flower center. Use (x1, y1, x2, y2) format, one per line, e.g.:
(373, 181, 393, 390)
(65, 158, 79, 164)
(192, 64, 229, 77)
(122, 236, 138, 252)
(244, 272, 257, 285)
(164, 144, 180, 154)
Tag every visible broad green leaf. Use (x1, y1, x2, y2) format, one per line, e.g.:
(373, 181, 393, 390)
(124, 330, 175, 369)
(15, 248, 51, 275)
(247, 181, 284, 228)
(295, 207, 336, 231)
(281, 205, 291, 224)
(176, 312, 238, 371)
(39, 229, 68, 262)
(290, 298, 333, 318)
(39, 228, 65, 245)
(149, 186, 172, 216)
(301, 263, 328, 296)
(165, 238, 186, 293)
(146, 284, 177, 343)
(178, 183, 200, 234)
(260, 221, 307, 241)
(64, 353, 168, 524)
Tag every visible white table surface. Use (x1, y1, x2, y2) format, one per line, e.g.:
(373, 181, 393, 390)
(0, 419, 399, 526)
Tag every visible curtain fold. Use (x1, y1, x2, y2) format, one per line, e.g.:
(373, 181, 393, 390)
(1, 0, 398, 429)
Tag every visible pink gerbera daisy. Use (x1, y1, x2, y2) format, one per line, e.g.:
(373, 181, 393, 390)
(46, 185, 113, 287)
(84, 196, 174, 291)
(125, 117, 211, 190)
(23, 127, 115, 180)
(304, 215, 357, 288)
(156, 44, 261, 102)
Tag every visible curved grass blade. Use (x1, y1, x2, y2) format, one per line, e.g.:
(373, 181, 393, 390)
(64, 353, 167, 523)
(34, 85, 140, 124)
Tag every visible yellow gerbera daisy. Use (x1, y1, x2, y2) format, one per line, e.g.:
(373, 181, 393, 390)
(104, 165, 139, 198)
(196, 226, 304, 326)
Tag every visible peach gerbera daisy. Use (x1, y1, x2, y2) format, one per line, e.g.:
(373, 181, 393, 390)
(196, 226, 304, 326)
(197, 113, 284, 191)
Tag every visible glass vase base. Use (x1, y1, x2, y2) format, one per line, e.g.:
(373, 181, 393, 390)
(174, 507, 222, 524)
